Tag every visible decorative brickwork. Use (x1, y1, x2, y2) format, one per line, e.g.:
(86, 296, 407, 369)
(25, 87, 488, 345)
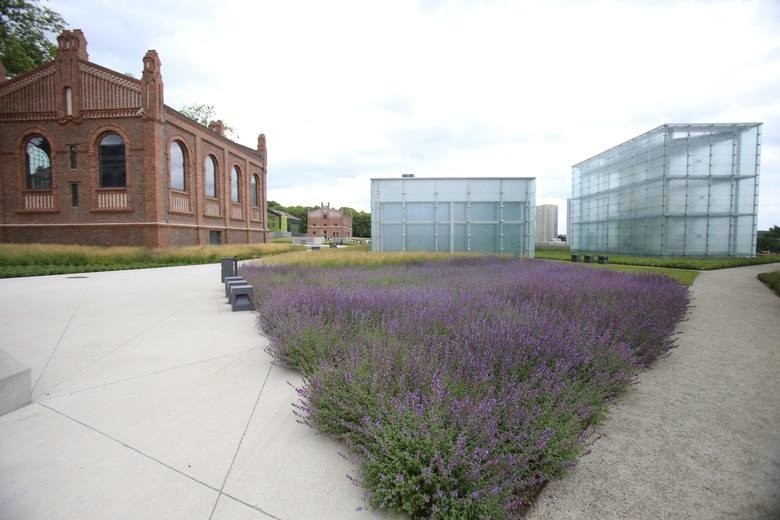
(0, 30, 268, 247)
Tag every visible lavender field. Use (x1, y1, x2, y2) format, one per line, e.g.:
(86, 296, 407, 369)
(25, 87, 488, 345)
(242, 257, 690, 518)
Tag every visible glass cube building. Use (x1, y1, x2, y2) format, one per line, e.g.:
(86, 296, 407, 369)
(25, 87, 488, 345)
(570, 123, 762, 257)
(371, 177, 535, 257)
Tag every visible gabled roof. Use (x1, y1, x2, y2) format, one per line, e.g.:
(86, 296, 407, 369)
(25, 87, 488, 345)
(268, 208, 301, 221)
(164, 105, 262, 159)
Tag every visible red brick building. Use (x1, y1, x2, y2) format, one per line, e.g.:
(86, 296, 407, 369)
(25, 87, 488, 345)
(307, 203, 352, 239)
(0, 29, 268, 247)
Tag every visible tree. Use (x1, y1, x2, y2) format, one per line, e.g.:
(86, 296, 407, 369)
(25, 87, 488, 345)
(0, 0, 66, 76)
(757, 225, 780, 253)
(282, 205, 311, 233)
(341, 207, 371, 238)
(179, 103, 238, 139)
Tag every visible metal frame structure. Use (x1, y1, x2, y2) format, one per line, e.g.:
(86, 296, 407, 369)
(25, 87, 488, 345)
(570, 123, 761, 257)
(371, 177, 535, 257)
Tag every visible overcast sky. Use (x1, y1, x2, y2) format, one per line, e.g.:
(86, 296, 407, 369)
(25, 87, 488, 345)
(51, 0, 779, 232)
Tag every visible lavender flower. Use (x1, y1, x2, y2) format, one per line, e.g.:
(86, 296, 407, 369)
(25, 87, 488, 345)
(241, 258, 689, 518)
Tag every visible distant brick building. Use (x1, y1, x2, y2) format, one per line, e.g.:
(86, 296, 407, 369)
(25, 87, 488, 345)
(0, 29, 268, 247)
(307, 203, 352, 239)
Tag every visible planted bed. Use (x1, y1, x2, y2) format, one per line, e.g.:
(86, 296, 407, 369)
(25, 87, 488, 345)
(242, 257, 689, 518)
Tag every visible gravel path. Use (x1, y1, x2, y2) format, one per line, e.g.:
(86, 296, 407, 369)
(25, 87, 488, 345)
(527, 264, 780, 520)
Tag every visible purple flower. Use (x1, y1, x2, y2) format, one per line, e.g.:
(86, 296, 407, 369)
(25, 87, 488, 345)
(241, 257, 689, 518)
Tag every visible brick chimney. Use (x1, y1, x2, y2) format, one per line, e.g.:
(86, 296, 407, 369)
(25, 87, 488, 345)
(55, 29, 88, 120)
(257, 133, 267, 162)
(57, 29, 89, 61)
(208, 120, 225, 136)
(141, 50, 163, 121)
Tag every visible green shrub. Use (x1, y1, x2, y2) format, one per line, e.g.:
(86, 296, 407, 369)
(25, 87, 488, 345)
(757, 271, 780, 297)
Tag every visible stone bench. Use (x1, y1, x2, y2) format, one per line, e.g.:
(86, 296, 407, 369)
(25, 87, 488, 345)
(225, 277, 247, 299)
(229, 284, 255, 312)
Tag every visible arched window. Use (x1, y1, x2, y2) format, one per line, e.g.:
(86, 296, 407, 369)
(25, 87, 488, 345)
(99, 133, 126, 187)
(231, 166, 240, 203)
(204, 155, 217, 198)
(251, 174, 259, 207)
(169, 141, 185, 191)
(25, 135, 52, 189)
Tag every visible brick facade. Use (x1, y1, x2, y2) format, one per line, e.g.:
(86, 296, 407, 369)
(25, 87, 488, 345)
(0, 29, 268, 247)
(307, 203, 352, 239)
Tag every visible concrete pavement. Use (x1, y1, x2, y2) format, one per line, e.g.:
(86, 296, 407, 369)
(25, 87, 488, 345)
(0, 264, 385, 520)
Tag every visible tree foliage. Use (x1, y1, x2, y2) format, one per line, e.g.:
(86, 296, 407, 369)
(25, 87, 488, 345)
(179, 103, 238, 140)
(341, 206, 371, 238)
(279, 205, 310, 233)
(0, 0, 66, 76)
(757, 225, 780, 253)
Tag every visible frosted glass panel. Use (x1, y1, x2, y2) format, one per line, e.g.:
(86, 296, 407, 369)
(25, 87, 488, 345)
(452, 203, 467, 222)
(736, 178, 756, 213)
(436, 203, 450, 221)
(405, 180, 437, 201)
(709, 181, 731, 213)
(503, 202, 525, 221)
(436, 224, 450, 252)
(382, 203, 403, 221)
(453, 224, 468, 251)
(571, 123, 760, 257)
(406, 224, 435, 251)
(381, 224, 402, 250)
(406, 203, 434, 221)
(470, 224, 499, 251)
(372, 178, 534, 256)
(471, 202, 498, 221)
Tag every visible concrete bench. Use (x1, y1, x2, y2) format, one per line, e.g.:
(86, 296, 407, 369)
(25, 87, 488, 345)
(598, 255, 609, 264)
(225, 277, 247, 299)
(571, 254, 579, 262)
(583, 255, 593, 263)
(229, 284, 255, 311)
(0, 350, 31, 416)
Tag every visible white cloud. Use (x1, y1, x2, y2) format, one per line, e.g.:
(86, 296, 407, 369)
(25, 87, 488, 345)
(52, 0, 780, 230)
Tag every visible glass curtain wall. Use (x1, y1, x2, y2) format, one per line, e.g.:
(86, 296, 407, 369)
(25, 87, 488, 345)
(371, 177, 535, 257)
(571, 123, 761, 257)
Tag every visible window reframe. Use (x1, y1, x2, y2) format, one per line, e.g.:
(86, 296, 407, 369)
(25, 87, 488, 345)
(169, 140, 186, 192)
(24, 134, 53, 190)
(98, 132, 127, 188)
(231, 165, 241, 203)
(204, 154, 218, 198)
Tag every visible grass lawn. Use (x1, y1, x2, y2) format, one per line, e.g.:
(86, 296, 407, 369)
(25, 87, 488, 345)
(572, 261, 699, 285)
(536, 247, 780, 270)
(0, 242, 296, 278)
(757, 270, 780, 296)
